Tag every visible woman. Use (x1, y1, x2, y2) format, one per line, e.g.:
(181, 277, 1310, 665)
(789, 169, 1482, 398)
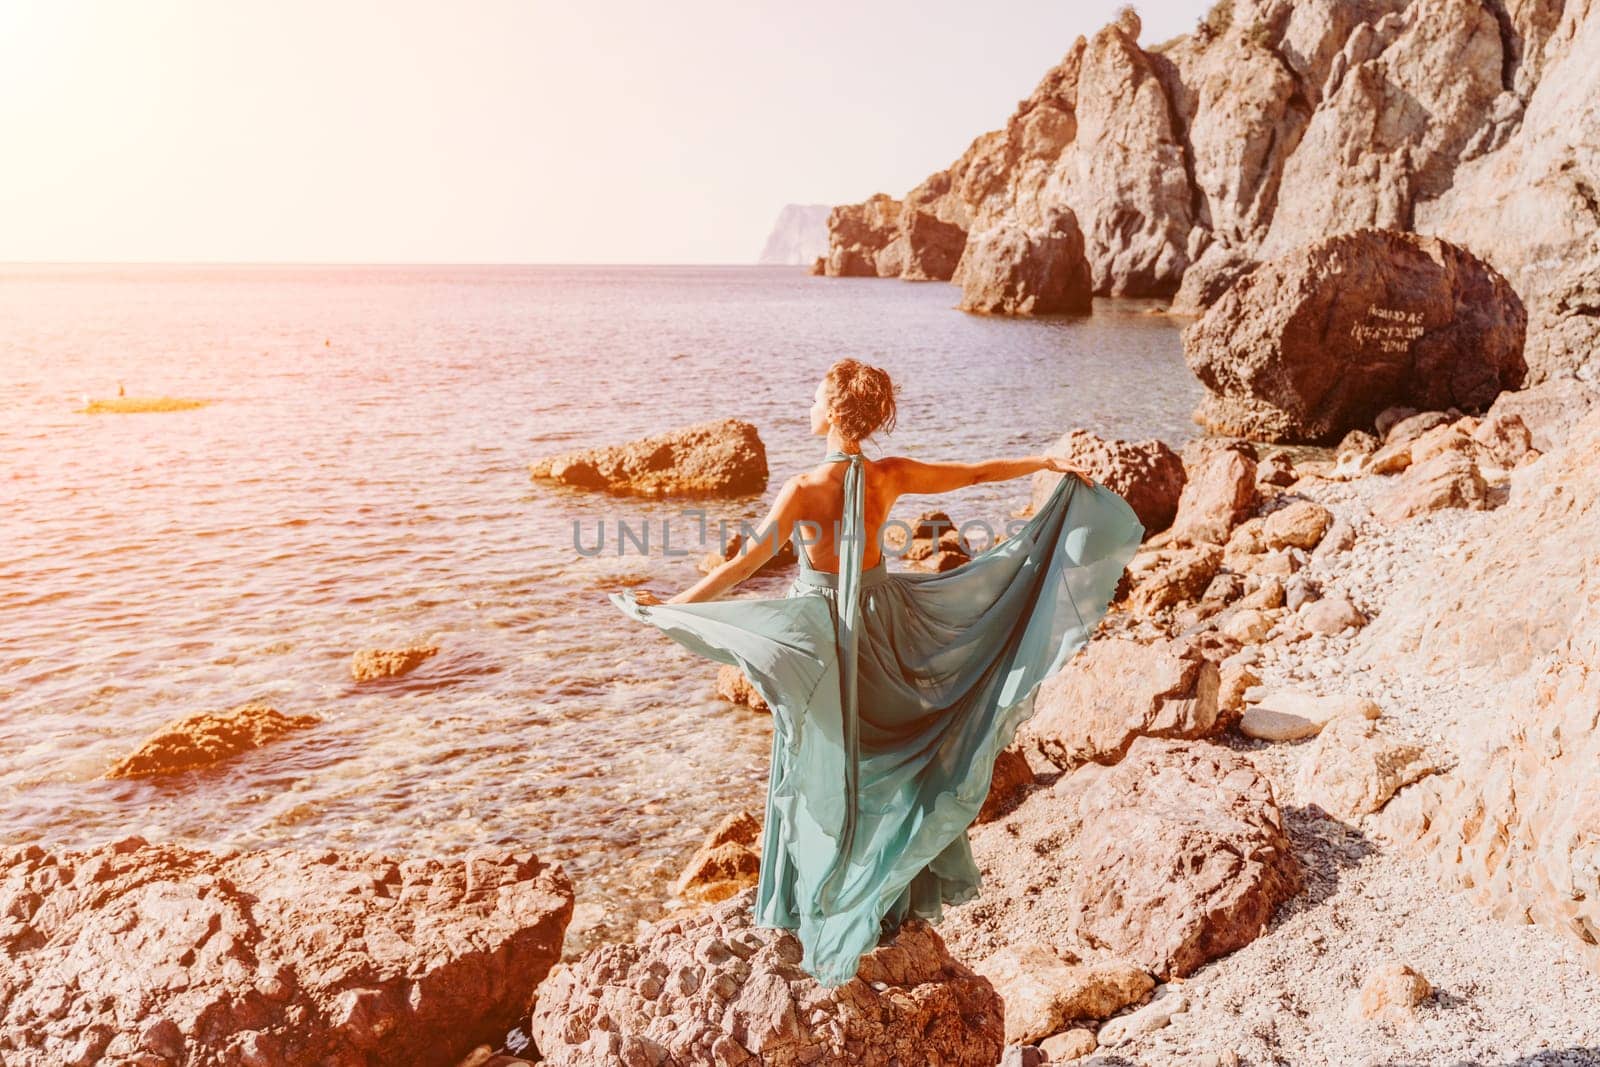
(613, 358, 1144, 987)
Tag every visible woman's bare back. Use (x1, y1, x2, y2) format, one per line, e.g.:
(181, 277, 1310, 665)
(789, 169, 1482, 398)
(788, 456, 900, 572)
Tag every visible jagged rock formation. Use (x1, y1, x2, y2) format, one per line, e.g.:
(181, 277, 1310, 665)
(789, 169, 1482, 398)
(823, 195, 965, 280)
(758, 204, 832, 265)
(820, 0, 1600, 379)
(0, 838, 573, 1067)
(1184, 229, 1527, 442)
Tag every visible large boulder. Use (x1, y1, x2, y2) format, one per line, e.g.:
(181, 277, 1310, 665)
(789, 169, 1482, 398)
(1030, 429, 1186, 535)
(955, 208, 1092, 314)
(528, 887, 1005, 1066)
(899, 210, 969, 282)
(823, 194, 904, 277)
(941, 738, 1299, 982)
(1021, 635, 1226, 770)
(1168, 439, 1260, 546)
(970, 943, 1151, 1045)
(1125, 543, 1225, 617)
(530, 419, 768, 498)
(1296, 714, 1436, 819)
(1184, 230, 1527, 443)
(103, 701, 320, 779)
(1066, 738, 1301, 977)
(0, 837, 573, 1067)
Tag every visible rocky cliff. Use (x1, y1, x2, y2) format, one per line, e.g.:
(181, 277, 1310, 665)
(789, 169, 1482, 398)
(821, 0, 1600, 382)
(757, 204, 832, 265)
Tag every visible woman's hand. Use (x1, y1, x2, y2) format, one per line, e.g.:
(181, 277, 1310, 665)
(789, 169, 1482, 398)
(630, 589, 663, 606)
(1043, 456, 1094, 485)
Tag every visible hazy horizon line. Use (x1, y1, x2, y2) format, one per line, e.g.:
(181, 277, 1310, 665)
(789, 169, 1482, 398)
(0, 260, 821, 269)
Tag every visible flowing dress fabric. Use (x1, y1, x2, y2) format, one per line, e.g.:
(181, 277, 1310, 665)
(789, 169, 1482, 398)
(610, 452, 1144, 986)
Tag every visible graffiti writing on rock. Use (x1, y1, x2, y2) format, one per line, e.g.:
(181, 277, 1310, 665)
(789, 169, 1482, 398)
(1351, 306, 1427, 353)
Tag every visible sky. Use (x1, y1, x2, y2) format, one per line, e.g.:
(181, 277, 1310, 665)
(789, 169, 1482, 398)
(0, 1, 1212, 264)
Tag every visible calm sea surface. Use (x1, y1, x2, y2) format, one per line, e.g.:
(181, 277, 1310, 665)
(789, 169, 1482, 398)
(0, 263, 1201, 957)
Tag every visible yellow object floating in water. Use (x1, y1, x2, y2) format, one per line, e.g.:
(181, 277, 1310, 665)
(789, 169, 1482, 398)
(78, 396, 209, 414)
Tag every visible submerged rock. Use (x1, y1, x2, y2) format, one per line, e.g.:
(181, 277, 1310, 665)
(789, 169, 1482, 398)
(0, 837, 573, 1067)
(528, 887, 1005, 1066)
(714, 664, 770, 712)
(351, 642, 440, 681)
(1184, 230, 1527, 444)
(103, 700, 320, 779)
(530, 419, 768, 498)
(900, 510, 973, 573)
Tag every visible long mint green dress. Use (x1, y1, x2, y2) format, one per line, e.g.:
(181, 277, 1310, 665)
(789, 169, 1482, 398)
(610, 450, 1144, 987)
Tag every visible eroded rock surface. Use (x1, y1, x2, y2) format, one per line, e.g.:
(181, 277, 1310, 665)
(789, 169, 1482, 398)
(942, 738, 1299, 982)
(0, 838, 573, 1067)
(528, 887, 1004, 1067)
(956, 208, 1092, 314)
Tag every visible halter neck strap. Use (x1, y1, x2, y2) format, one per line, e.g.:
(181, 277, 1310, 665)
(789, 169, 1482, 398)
(812, 446, 866, 909)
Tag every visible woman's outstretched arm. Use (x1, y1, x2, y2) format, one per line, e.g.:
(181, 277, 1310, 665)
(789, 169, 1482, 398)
(882, 454, 1093, 496)
(634, 476, 805, 605)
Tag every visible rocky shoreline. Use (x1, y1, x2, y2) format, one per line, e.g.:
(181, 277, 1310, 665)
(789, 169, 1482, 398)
(10, 0, 1600, 1059)
(10, 379, 1600, 1064)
